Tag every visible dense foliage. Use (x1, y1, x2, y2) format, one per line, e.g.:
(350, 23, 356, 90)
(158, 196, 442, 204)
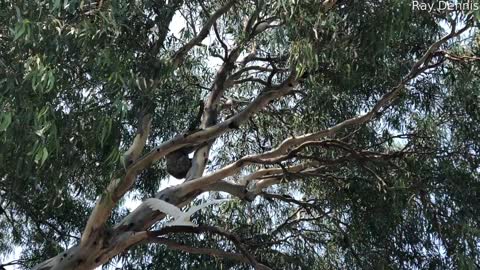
(1, 0, 479, 269)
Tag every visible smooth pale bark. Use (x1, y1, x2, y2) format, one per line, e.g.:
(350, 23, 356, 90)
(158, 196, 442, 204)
(32, 7, 473, 270)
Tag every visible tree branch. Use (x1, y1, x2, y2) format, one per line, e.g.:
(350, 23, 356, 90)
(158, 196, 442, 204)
(146, 238, 256, 265)
(148, 225, 272, 270)
(35, 15, 473, 270)
(81, 114, 152, 245)
(148, 24, 472, 201)
(172, 0, 237, 67)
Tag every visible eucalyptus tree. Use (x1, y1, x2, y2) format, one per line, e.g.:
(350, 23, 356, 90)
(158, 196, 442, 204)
(1, 0, 480, 269)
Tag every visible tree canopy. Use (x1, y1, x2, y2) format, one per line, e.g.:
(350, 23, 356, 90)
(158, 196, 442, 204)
(1, 0, 480, 269)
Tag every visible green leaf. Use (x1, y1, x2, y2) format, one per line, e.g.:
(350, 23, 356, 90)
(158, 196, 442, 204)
(34, 146, 48, 166)
(37, 106, 49, 120)
(0, 112, 12, 132)
(54, 0, 62, 10)
(40, 147, 49, 166)
(35, 125, 50, 138)
(100, 118, 112, 147)
(105, 148, 120, 165)
(14, 5, 22, 20)
(31, 73, 38, 91)
(46, 70, 55, 91)
(13, 22, 26, 41)
(34, 147, 43, 164)
(27, 141, 39, 156)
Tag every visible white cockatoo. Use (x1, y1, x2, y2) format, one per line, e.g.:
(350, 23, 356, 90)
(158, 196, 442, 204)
(144, 198, 231, 227)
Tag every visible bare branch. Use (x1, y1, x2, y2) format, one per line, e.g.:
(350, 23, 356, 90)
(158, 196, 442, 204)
(148, 225, 272, 270)
(172, 0, 237, 67)
(440, 50, 480, 63)
(233, 77, 269, 86)
(213, 22, 229, 59)
(147, 238, 255, 265)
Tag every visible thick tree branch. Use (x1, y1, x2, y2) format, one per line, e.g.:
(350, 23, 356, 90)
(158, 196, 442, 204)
(148, 24, 472, 201)
(81, 114, 152, 245)
(116, 26, 468, 241)
(115, 48, 298, 237)
(122, 73, 299, 189)
(34, 14, 473, 270)
(204, 181, 256, 201)
(186, 22, 251, 180)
